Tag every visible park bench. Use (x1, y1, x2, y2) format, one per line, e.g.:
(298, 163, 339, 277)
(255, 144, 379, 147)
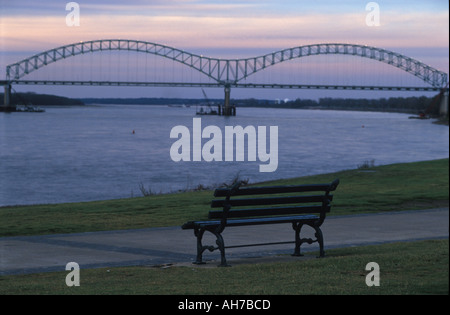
(182, 179, 340, 266)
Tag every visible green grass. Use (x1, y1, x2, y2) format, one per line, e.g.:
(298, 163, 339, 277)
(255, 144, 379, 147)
(1, 159, 448, 295)
(1, 240, 447, 295)
(0, 158, 448, 237)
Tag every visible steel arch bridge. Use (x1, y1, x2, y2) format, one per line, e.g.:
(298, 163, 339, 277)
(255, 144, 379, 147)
(5, 39, 448, 89)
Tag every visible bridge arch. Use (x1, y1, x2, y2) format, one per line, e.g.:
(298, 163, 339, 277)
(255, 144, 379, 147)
(237, 43, 448, 88)
(6, 39, 220, 83)
(6, 40, 448, 88)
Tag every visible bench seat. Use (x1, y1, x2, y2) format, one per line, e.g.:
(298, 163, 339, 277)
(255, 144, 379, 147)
(182, 214, 319, 229)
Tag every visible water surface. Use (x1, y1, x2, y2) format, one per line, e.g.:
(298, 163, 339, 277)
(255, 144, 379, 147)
(0, 105, 448, 206)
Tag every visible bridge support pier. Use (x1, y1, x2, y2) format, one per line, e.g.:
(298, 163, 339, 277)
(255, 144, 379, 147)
(223, 84, 231, 116)
(222, 84, 235, 116)
(1, 82, 15, 112)
(439, 90, 448, 118)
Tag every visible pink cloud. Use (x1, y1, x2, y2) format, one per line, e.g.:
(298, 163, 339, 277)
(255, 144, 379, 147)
(1, 8, 447, 76)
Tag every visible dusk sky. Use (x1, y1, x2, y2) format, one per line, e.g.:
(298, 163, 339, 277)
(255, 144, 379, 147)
(0, 0, 448, 99)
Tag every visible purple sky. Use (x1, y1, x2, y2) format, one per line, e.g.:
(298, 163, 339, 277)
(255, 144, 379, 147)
(1, 0, 448, 99)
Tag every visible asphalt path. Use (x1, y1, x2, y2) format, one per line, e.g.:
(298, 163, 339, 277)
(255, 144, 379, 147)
(1, 208, 448, 275)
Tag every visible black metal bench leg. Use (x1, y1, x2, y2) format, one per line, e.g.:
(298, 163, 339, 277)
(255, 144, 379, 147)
(213, 231, 230, 267)
(193, 228, 206, 264)
(292, 222, 304, 256)
(314, 226, 325, 258)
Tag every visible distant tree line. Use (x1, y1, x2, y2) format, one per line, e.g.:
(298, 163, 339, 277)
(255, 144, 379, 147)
(80, 97, 212, 105)
(236, 96, 438, 115)
(1, 92, 439, 115)
(0, 92, 84, 106)
(316, 96, 435, 114)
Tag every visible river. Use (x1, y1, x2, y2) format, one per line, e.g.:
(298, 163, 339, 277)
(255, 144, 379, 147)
(0, 105, 448, 206)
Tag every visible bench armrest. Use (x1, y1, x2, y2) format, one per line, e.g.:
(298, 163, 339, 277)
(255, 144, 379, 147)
(229, 181, 243, 196)
(329, 179, 340, 191)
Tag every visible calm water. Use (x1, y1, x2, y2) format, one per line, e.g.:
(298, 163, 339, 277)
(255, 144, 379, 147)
(0, 105, 448, 206)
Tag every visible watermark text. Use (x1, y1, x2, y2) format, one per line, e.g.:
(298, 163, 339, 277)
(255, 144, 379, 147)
(366, 2, 380, 26)
(365, 262, 380, 286)
(65, 262, 80, 286)
(170, 118, 278, 172)
(66, 2, 80, 27)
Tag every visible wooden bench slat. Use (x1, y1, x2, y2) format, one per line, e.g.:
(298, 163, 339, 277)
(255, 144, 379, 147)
(208, 205, 330, 219)
(213, 184, 335, 197)
(211, 194, 333, 208)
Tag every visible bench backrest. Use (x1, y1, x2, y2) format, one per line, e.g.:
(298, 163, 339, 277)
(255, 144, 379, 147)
(209, 179, 340, 221)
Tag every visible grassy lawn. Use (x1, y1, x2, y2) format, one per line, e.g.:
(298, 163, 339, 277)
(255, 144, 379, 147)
(1, 159, 448, 295)
(1, 240, 447, 295)
(0, 158, 448, 237)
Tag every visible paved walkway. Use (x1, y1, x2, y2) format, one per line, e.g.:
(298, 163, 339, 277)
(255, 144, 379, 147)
(1, 208, 448, 275)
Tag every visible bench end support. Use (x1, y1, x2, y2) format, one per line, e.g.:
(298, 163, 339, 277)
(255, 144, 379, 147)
(292, 222, 325, 258)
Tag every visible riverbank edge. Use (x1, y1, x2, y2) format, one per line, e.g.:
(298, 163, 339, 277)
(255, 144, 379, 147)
(0, 158, 448, 238)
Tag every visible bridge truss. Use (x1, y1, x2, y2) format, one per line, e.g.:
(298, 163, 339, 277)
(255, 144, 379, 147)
(5, 40, 448, 89)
